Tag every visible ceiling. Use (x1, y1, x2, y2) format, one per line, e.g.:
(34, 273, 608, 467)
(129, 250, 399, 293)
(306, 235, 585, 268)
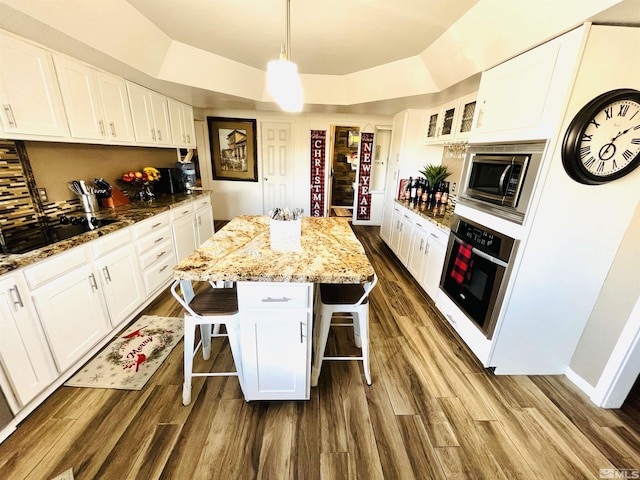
(2, 0, 640, 115)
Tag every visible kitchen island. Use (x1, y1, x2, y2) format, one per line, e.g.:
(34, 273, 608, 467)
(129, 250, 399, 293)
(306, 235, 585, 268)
(173, 215, 375, 401)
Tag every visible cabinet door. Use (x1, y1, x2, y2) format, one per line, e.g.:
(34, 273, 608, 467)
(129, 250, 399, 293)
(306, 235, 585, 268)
(53, 56, 105, 140)
(172, 214, 197, 262)
(424, 108, 440, 143)
(240, 310, 310, 401)
(0, 274, 56, 407)
(182, 103, 196, 147)
(380, 202, 394, 244)
(437, 100, 459, 142)
(454, 93, 477, 141)
(397, 212, 413, 265)
(407, 224, 429, 280)
(168, 98, 185, 146)
(422, 232, 447, 300)
(31, 264, 110, 372)
(95, 244, 144, 327)
(127, 82, 155, 144)
(195, 205, 214, 245)
(389, 209, 402, 253)
(95, 71, 135, 143)
(0, 33, 67, 137)
(150, 91, 172, 146)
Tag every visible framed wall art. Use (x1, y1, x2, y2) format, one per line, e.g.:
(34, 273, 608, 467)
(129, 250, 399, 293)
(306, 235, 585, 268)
(208, 117, 258, 182)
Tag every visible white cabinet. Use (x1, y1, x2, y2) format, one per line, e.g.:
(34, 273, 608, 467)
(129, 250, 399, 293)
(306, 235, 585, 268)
(26, 249, 111, 373)
(54, 56, 135, 143)
(470, 26, 584, 143)
(133, 212, 175, 295)
(168, 98, 196, 148)
(194, 196, 214, 245)
(92, 229, 144, 328)
(170, 204, 197, 263)
(421, 226, 447, 299)
(95, 71, 136, 143)
(379, 202, 394, 244)
(424, 93, 477, 144)
(238, 282, 313, 401)
(390, 207, 413, 264)
(407, 218, 447, 300)
(127, 82, 172, 146)
(0, 32, 67, 137)
(0, 273, 56, 408)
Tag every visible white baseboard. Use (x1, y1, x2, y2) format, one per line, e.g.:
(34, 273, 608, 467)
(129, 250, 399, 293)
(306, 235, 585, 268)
(565, 366, 595, 398)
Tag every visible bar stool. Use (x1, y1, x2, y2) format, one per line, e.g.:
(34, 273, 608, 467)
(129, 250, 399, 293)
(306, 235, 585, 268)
(311, 273, 378, 387)
(170, 279, 242, 406)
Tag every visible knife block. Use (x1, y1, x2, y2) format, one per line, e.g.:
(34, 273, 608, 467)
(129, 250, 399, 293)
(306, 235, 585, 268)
(108, 186, 130, 207)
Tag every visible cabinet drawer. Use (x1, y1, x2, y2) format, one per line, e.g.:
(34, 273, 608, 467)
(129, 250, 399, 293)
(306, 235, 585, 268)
(238, 282, 311, 309)
(194, 195, 211, 210)
(142, 253, 174, 294)
(23, 247, 88, 289)
(136, 226, 171, 253)
(139, 239, 174, 271)
(91, 227, 131, 258)
(132, 213, 170, 239)
(170, 203, 194, 222)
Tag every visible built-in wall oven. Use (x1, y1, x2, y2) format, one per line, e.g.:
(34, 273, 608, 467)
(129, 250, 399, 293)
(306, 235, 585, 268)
(458, 142, 546, 224)
(440, 215, 518, 338)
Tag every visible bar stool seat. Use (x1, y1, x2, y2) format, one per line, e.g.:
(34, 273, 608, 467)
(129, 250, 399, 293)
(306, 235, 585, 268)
(311, 273, 377, 387)
(171, 280, 242, 406)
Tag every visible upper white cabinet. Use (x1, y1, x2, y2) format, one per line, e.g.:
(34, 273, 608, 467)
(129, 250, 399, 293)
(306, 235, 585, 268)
(0, 272, 56, 409)
(54, 56, 135, 143)
(424, 93, 477, 144)
(470, 26, 584, 143)
(168, 98, 196, 148)
(95, 71, 136, 143)
(0, 32, 68, 138)
(127, 82, 173, 146)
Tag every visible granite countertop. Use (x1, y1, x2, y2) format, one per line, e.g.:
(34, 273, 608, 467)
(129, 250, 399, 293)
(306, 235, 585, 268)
(394, 199, 454, 231)
(173, 215, 376, 284)
(0, 191, 210, 276)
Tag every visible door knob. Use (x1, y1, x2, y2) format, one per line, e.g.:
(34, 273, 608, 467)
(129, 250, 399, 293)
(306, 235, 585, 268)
(264, 177, 268, 181)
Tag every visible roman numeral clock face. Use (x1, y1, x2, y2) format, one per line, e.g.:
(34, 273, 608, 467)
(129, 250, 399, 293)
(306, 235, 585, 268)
(562, 89, 640, 185)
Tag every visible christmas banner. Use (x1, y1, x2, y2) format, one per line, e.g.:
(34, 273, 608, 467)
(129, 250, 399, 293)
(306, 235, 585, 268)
(310, 130, 326, 217)
(356, 132, 374, 220)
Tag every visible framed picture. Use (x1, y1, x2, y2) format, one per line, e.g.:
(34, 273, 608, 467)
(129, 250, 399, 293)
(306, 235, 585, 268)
(208, 117, 258, 182)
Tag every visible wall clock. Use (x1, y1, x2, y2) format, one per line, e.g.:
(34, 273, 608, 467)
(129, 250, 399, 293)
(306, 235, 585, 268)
(561, 88, 640, 185)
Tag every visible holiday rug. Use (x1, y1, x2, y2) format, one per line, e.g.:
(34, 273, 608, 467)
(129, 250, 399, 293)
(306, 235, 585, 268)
(65, 315, 184, 391)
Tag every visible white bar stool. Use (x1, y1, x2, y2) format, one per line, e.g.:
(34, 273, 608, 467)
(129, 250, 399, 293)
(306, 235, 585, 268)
(171, 279, 242, 406)
(311, 273, 378, 387)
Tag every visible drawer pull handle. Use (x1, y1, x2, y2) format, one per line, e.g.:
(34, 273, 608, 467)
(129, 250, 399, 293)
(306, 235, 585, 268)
(154, 237, 164, 244)
(261, 297, 292, 303)
(151, 222, 162, 228)
(156, 250, 166, 258)
(9, 285, 23, 308)
(89, 273, 98, 291)
(159, 265, 169, 273)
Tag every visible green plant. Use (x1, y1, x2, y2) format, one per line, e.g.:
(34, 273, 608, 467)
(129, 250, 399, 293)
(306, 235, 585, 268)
(419, 164, 451, 188)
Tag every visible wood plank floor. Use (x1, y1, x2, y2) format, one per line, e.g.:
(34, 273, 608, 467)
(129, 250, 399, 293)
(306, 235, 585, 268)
(1, 224, 639, 479)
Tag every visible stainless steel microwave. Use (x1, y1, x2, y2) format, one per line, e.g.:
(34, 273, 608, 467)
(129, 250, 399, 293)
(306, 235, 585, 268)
(458, 142, 546, 224)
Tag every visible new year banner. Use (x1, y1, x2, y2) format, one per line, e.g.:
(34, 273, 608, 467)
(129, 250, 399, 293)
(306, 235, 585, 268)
(356, 132, 374, 220)
(310, 130, 326, 217)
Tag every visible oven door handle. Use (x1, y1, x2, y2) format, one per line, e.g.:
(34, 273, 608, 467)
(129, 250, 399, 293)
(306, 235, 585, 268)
(453, 235, 508, 268)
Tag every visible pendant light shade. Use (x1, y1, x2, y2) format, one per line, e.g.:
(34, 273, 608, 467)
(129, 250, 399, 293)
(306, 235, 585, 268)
(267, 0, 303, 112)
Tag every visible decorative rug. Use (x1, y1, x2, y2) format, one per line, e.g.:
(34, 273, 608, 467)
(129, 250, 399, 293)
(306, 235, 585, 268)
(65, 315, 184, 391)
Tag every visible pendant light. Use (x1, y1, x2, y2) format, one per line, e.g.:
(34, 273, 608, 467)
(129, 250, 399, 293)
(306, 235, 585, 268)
(267, 0, 303, 112)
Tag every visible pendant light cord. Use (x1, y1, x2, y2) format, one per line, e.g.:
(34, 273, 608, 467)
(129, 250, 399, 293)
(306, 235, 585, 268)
(286, 0, 292, 61)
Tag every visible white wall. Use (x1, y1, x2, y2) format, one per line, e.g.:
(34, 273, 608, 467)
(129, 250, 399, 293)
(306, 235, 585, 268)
(198, 109, 392, 220)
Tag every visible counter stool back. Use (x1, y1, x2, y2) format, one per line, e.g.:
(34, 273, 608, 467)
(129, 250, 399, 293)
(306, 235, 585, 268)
(311, 273, 378, 387)
(170, 280, 242, 406)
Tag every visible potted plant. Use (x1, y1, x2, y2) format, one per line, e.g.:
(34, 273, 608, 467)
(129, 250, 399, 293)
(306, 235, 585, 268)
(420, 164, 451, 190)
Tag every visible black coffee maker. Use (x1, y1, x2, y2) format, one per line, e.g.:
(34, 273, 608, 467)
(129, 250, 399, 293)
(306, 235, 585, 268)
(175, 161, 196, 193)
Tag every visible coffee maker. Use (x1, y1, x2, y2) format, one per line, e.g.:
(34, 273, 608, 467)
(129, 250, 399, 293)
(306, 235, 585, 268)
(176, 149, 197, 193)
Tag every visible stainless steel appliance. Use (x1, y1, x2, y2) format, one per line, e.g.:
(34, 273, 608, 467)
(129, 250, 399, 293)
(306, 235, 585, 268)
(458, 142, 546, 224)
(440, 215, 518, 338)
